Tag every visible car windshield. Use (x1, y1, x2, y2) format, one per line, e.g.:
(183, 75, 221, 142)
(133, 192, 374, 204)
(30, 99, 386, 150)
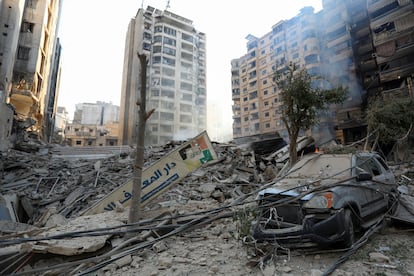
(287, 154, 352, 180)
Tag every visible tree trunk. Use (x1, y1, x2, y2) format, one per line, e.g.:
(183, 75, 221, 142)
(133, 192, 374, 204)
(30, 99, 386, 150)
(289, 131, 299, 167)
(128, 53, 148, 224)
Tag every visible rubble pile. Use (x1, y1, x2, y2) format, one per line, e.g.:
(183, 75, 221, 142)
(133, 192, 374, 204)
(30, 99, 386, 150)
(1, 136, 414, 276)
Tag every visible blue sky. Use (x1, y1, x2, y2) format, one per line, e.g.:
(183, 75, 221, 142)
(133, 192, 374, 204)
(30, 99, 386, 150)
(57, 0, 322, 141)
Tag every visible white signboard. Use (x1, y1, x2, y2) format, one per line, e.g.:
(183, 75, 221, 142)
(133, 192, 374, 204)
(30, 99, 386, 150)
(83, 131, 217, 215)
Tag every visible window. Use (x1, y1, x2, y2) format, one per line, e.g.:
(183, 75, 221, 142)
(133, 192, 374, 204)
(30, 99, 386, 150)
(143, 32, 151, 40)
(181, 52, 192, 62)
(25, 0, 38, 8)
(160, 124, 173, 132)
(163, 46, 176, 56)
(180, 103, 192, 112)
(356, 157, 383, 176)
(181, 72, 192, 81)
(154, 35, 162, 43)
(181, 42, 193, 52)
(180, 114, 192, 123)
(327, 26, 347, 41)
(160, 112, 174, 121)
(252, 112, 259, 120)
(160, 101, 175, 109)
(17, 46, 30, 60)
(162, 56, 175, 66)
(154, 25, 163, 33)
(249, 91, 258, 99)
(76, 140, 81, 145)
(262, 79, 268, 85)
(162, 67, 175, 77)
(182, 93, 192, 101)
(305, 54, 318, 65)
(163, 37, 176, 46)
(21, 21, 34, 33)
(249, 70, 257, 79)
(161, 78, 175, 87)
(182, 33, 193, 43)
(180, 82, 192, 91)
(153, 56, 161, 64)
(163, 26, 176, 36)
(151, 89, 160, 97)
(143, 43, 151, 51)
(265, 112, 270, 117)
(153, 45, 161, 53)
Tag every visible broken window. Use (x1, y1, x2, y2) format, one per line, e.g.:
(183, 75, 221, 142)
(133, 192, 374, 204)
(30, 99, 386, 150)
(21, 21, 34, 33)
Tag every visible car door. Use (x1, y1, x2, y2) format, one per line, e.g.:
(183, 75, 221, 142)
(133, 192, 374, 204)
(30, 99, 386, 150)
(354, 153, 390, 219)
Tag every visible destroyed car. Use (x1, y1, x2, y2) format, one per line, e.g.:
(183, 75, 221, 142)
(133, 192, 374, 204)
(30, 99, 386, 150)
(251, 152, 397, 248)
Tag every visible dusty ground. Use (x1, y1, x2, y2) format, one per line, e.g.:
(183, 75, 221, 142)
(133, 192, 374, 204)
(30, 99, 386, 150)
(106, 226, 414, 276)
(96, 202, 414, 276)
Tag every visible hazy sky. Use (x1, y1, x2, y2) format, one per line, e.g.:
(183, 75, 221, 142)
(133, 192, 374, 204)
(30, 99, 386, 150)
(57, 0, 322, 141)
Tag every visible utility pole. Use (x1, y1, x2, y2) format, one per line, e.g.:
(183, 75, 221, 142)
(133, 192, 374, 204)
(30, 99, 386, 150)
(128, 53, 155, 224)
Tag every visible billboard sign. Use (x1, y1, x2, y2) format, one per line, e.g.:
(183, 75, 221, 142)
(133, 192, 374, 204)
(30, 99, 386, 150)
(83, 131, 217, 215)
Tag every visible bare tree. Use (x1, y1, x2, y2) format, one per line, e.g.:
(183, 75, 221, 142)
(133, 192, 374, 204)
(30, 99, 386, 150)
(128, 53, 155, 224)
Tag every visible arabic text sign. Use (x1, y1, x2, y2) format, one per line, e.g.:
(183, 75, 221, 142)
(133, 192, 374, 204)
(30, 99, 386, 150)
(83, 131, 217, 215)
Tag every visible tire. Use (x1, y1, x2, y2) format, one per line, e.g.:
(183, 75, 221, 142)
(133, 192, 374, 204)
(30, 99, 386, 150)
(340, 209, 355, 248)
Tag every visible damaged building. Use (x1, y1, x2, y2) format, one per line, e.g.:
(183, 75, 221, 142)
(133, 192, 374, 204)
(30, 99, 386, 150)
(0, 0, 63, 150)
(231, 0, 414, 146)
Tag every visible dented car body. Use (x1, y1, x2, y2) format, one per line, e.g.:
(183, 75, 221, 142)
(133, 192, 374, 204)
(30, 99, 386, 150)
(251, 152, 397, 248)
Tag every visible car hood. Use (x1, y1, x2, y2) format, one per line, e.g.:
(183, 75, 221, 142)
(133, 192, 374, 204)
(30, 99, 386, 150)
(257, 177, 340, 200)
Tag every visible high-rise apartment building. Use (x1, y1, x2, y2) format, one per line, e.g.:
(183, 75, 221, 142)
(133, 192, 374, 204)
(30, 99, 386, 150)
(119, 6, 207, 146)
(8, 0, 62, 141)
(231, 7, 324, 142)
(232, 1, 414, 145)
(321, 0, 414, 143)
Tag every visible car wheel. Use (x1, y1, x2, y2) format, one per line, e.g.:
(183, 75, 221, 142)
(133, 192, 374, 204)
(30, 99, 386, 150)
(341, 209, 355, 248)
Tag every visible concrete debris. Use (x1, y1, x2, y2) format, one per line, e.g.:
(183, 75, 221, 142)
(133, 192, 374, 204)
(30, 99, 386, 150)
(1, 135, 413, 275)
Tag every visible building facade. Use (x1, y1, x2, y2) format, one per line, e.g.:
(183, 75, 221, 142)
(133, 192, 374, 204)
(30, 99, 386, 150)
(231, 7, 325, 143)
(8, 0, 62, 141)
(119, 6, 207, 146)
(231, 1, 414, 145)
(65, 123, 119, 147)
(66, 101, 120, 147)
(73, 101, 119, 126)
(54, 105, 67, 140)
(0, 0, 26, 151)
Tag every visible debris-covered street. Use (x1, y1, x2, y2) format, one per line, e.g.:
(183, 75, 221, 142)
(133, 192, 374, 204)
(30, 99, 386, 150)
(1, 135, 414, 276)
